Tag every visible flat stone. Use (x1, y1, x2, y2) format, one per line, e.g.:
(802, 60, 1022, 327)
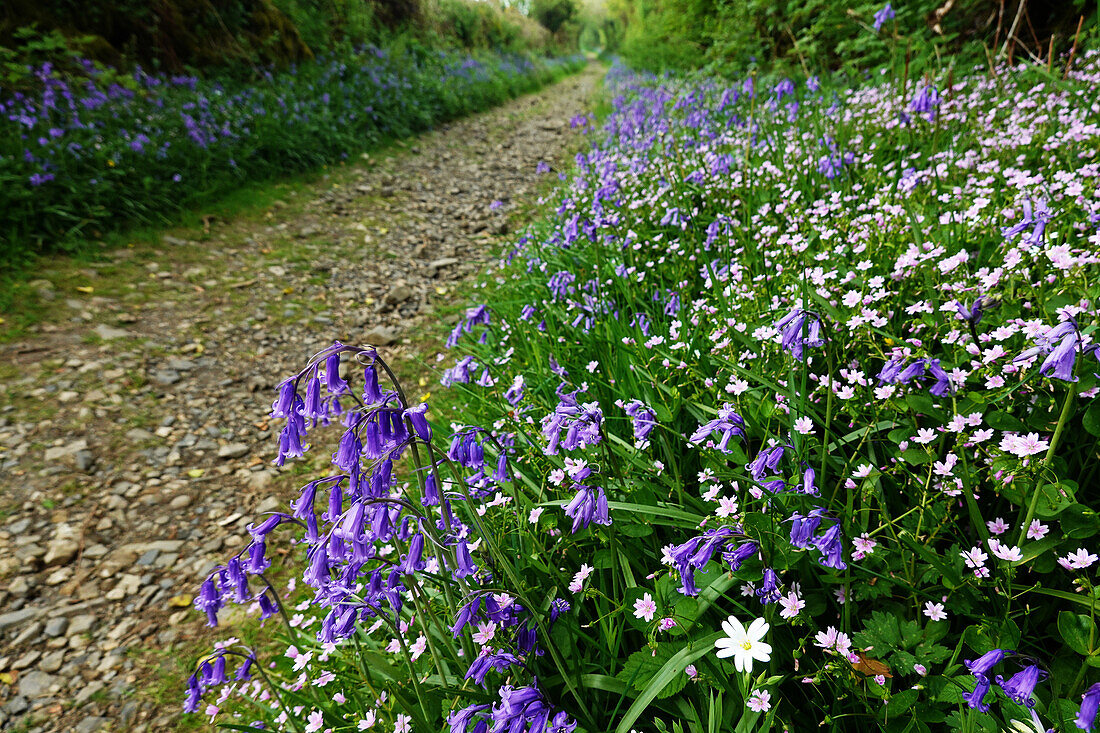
(44, 440, 88, 462)
(217, 443, 249, 459)
(76, 716, 111, 733)
(364, 325, 400, 346)
(168, 494, 192, 509)
(68, 614, 96, 635)
(92, 324, 130, 340)
(12, 650, 41, 670)
(429, 257, 460, 270)
(18, 670, 58, 698)
(39, 650, 65, 673)
(44, 616, 69, 637)
(125, 428, 155, 441)
(166, 357, 195, 371)
(151, 369, 181, 386)
(162, 235, 189, 246)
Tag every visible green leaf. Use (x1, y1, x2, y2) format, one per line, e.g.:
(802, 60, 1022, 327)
(1057, 611, 1097, 656)
(1083, 401, 1100, 437)
(885, 689, 919, 718)
(614, 635, 721, 733)
(1060, 504, 1100, 539)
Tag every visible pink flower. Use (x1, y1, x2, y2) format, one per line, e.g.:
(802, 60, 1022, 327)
(1060, 548, 1099, 570)
(794, 416, 814, 434)
(986, 517, 1009, 535)
(779, 591, 805, 619)
(923, 602, 947, 621)
(746, 689, 772, 712)
(305, 710, 325, 733)
(658, 617, 677, 631)
(633, 593, 658, 623)
(1026, 520, 1049, 540)
(569, 564, 594, 593)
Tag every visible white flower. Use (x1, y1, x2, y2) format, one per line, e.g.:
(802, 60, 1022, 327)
(714, 615, 772, 672)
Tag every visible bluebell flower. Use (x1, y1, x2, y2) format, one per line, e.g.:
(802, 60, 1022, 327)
(789, 510, 824, 549)
(813, 523, 847, 569)
(563, 483, 610, 533)
(966, 648, 1013, 680)
(455, 539, 478, 578)
(873, 3, 895, 31)
(775, 308, 826, 360)
(964, 675, 992, 712)
(194, 577, 222, 627)
(996, 664, 1046, 707)
(910, 85, 940, 121)
(404, 403, 432, 441)
(690, 404, 746, 453)
(756, 568, 782, 603)
(1077, 682, 1100, 731)
(723, 541, 757, 571)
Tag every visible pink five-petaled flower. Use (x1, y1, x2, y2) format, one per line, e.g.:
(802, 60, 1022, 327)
(746, 689, 772, 712)
(923, 602, 948, 621)
(988, 538, 1023, 562)
(304, 710, 325, 733)
(1026, 520, 1050, 540)
(778, 591, 805, 619)
(394, 713, 411, 733)
(999, 432, 1049, 458)
(1059, 548, 1099, 570)
(794, 416, 814, 434)
(714, 615, 772, 672)
(633, 593, 658, 623)
(986, 517, 1009, 535)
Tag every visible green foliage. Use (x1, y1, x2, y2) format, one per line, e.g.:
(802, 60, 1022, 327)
(531, 0, 579, 34)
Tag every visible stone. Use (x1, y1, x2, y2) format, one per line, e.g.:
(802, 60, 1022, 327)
(92, 324, 130, 340)
(125, 428, 155, 441)
(217, 443, 249, 459)
(18, 670, 58, 698)
(44, 440, 88, 463)
(429, 257, 460, 271)
(7, 575, 31, 597)
(248, 471, 274, 491)
(74, 450, 96, 472)
(12, 650, 41, 670)
(44, 616, 69, 637)
(43, 524, 79, 567)
(364, 325, 399, 346)
(76, 716, 111, 733)
(162, 235, 189, 246)
(168, 494, 192, 509)
(68, 614, 96, 635)
(151, 369, 181, 386)
(384, 285, 413, 306)
(39, 650, 65, 673)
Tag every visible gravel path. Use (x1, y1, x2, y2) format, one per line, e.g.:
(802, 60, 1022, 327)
(0, 65, 599, 733)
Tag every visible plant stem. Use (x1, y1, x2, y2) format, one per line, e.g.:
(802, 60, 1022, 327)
(1016, 382, 1075, 546)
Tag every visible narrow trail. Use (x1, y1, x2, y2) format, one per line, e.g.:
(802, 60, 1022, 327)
(0, 65, 601, 733)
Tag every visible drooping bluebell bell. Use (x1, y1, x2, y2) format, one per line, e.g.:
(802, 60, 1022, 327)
(996, 664, 1047, 707)
(723, 541, 757, 572)
(813, 523, 847, 570)
(1077, 682, 1100, 731)
(541, 388, 603, 455)
(689, 404, 746, 453)
(404, 403, 432, 441)
(873, 3, 895, 31)
(910, 84, 940, 121)
(966, 648, 1013, 680)
(964, 675, 992, 712)
(756, 568, 782, 603)
(563, 483, 610, 533)
(774, 308, 826, 360)
(194, 576, 222, 627)
(1039, 333, 1080, 382)
(455, 539, 478, 578)
(618, 399, 657, 443)
(463, 650, 523, 685)
(789, 509, 824, 549)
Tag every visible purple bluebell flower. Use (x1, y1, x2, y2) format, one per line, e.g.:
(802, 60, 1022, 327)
(723, 541, 757, 572)
(756, 568, 782, 603)
(813, 523, 847, 570)
(966, 648, 1013, 680)
(789, 510, 824, 549)
(563, 483, 610, 533)
(910, 85, 940, 121)
(549, 597, 571, 623)
(404, 403, 432, 441)
(194, 577, 222, 627)
(689, 404, 746, 453)
(775, 308, 826, 360)
(873, 3, 895, 31)
(455, 539, 478, 578)
(964, 675, 992, 712)
(1039, 333, 1079, 382)
(619, 399, 657, 442)
(996, 664, 1046, 707)
(1077, 682, 1100, 731)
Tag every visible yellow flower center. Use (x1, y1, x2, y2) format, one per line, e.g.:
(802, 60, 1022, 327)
(741, 640, 754, 650)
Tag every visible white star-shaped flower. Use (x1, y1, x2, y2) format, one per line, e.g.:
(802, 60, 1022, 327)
(714, 615, 771, 672)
